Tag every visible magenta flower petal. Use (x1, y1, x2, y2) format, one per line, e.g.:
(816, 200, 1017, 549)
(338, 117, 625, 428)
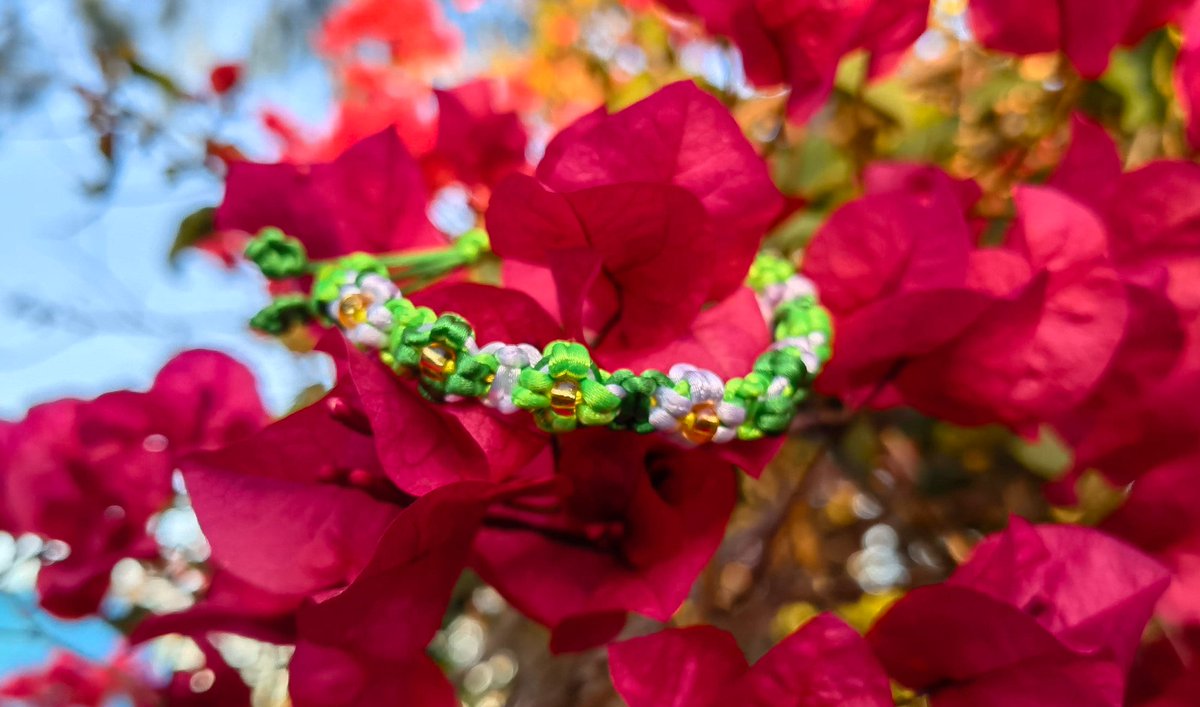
(536, 81, 782, 298)
(472, 433, 736, 651)
(609, 625, 749, 707)
(217, 128, 446, 259)
(723, 614, 893, 706)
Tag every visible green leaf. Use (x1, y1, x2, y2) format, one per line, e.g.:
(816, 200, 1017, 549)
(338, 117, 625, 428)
(168, 206, 217, 265)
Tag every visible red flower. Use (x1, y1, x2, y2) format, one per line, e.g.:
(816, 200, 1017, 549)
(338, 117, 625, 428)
(424, 80, 530, 191)
(317, 0, 461, 67)
(288, 483, 491, 707)
(217, 128, 447, 260)
(472, 429, 736, 652)
(0, 652, 160, 707)
(174, 357, 495, 705)
(657, 0, 930, 121)
(0, 351, 265, 617)
(488, 82, 780, 376)
(869, 518, 1170, 706)
(1126, 624, 1200, 706)
(968, 0, 1190, 78)
(266, 66, 439, 164)
(609, 614, 893, 706)
(1178, 4, 1200, 148)
(264, 72, 529, 198)
(801, 164, 986, 408)
(894, 185, 1128, 427)
(209, 63, 242, 95)
(1038, 117, 1200, 489)
(807, 161, 1131, 429)
(1102, 454, 1200, 624)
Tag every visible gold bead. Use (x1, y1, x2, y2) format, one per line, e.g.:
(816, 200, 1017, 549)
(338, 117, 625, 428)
(549, 379, 581, 417)
(680, 402, 721, 444)
(419, 342, 456, 381)
(337, 293, 372, 328)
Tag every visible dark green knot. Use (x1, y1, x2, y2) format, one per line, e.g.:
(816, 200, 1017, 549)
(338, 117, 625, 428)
(445, 353, 499, 399)
(755, 349, 812, 391)
(245, 227, 309, 279)
(393, 313, 476, 400)
(250, 295, 315, 335)
(608, 369, 671, 433)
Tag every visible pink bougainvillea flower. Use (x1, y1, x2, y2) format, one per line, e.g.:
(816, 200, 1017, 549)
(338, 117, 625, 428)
(488, 82, 779, 376)
(0, 351, 265, 617)
(609, 614, 893, 706)
(810, 159, 1132, 430)
(176, 360, 496, 706)
(893, 185, 1129, 428)
(264, 72, 529, 196)
(1126, 624, 1200, 706)
(656, 0, 930, 121)
(317, 0, 461, 67)
(1033, 117, 1200, 488)
(265, 65, 439, 164)
(1177, 3, 1200, 148)
(217, 128, 446, 260)
(1049, 117, 1200, 365)
(969, 0, 1191, 78)
(869, 518, 1170, 706)
(0, 651, 163, 707)
(288, 483, 490, 707)
(802, 166, 989, 408)
(1102, 454, 1200, 624)
(533, 81, 782, 295)
(424, 79, 529, 191)
(472, 429, 737, 652)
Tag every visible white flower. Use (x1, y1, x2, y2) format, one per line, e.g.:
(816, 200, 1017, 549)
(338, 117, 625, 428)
(328, 273, 399, 349)
(478, 342, 543, 414)
(648, 364, 746, 445)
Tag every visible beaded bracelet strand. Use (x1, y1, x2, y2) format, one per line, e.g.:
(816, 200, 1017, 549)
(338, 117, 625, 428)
(245, 228, 833, 446)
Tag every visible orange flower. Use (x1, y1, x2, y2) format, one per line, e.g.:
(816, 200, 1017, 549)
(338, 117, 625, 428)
(318, 0, 462, 67)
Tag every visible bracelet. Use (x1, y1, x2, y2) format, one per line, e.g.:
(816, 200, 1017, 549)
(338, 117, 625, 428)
(245, 229, 833, 445)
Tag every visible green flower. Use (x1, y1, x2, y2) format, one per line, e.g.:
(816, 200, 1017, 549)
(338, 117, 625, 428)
(746, 252, 795, 291)
(244, 227, 310, 279)
(311, 254, 390, 319)
(445, 352, 499, 400)
(511, 341, 622, 433)
(249, 295, 315, 335)
(391, 312, 477, 400)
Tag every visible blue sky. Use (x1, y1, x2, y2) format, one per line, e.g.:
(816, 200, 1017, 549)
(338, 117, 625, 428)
(0, 0, 532, 684)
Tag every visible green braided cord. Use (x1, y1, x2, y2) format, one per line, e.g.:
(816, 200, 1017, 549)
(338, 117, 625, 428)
(247, 240, 834, 442)
(376, 228, 491, 280)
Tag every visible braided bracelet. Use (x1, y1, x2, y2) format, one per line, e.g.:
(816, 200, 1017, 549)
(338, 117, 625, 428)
(245, 229, 833, 445)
